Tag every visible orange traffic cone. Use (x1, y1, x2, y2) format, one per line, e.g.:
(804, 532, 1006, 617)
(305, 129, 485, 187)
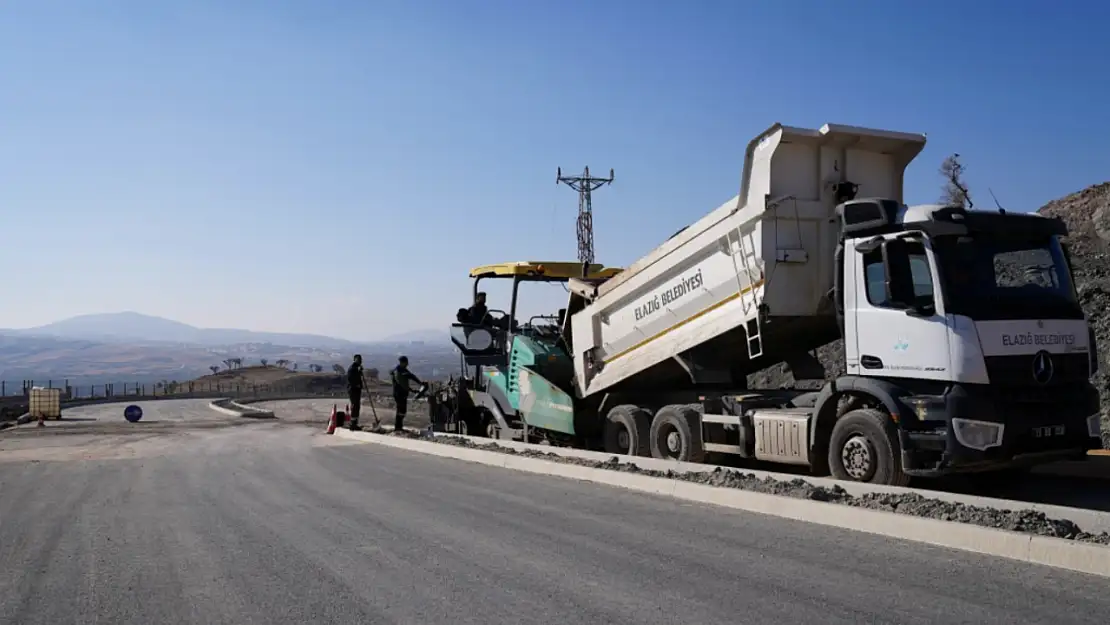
(326, 404, 337, 434)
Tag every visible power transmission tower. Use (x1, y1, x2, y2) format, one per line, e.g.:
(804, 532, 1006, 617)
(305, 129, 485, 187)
(556, 166, 614, 265)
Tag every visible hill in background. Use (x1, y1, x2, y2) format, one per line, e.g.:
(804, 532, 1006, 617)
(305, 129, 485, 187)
(7, 311, 368, 349)
(0, 312, 455, 387)
(186, 365, 390, 394)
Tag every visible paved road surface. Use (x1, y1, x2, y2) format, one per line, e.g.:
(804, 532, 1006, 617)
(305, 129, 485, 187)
(1, 419, 1107, 625)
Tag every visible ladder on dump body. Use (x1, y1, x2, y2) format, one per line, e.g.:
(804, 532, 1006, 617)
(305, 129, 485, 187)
(727, 226, 764, 359)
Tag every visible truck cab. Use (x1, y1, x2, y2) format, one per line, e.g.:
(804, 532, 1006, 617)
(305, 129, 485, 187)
(834, 198, 1101, 478)
(447, 261, 621, 440)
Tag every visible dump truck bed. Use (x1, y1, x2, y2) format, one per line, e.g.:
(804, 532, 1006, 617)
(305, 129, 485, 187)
(569, 122, 927, 398)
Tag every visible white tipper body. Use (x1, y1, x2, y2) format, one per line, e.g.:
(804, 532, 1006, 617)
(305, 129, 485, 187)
(569, 122, 929, 398)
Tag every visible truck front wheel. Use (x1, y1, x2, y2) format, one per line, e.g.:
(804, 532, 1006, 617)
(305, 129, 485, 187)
(604, 405, 651, 457)
(828, 408, 910, 486)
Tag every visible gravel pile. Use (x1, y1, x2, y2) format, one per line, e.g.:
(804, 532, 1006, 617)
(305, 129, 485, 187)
(748, 182, 1110, 448)
(374, 429, 1110, 545)
(1039, 182, 1110, 447)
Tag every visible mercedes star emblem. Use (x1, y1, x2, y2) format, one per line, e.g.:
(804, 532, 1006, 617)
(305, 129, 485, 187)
(1032, 350, 1055, 385)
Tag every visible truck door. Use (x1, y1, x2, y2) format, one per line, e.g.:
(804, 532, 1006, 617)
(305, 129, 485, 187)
(846, 235, 953, 381)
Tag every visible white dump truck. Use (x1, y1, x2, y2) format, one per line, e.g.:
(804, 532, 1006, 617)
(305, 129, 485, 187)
(441, 122, 1103, 486)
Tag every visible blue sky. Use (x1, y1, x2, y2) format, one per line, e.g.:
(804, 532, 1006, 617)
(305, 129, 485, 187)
(2, 0, 1108, 341)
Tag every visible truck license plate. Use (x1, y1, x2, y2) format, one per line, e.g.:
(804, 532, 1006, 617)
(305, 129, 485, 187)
(1032, 425, 1065, 438)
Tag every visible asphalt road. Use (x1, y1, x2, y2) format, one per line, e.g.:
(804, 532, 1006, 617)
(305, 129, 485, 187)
(1, 417, 1108, 625)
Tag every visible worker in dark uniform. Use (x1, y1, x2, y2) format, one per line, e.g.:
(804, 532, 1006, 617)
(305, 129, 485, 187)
(390, 355, 423, 432)
(468, 292, 489, 325)
(346, 354, 364, 431)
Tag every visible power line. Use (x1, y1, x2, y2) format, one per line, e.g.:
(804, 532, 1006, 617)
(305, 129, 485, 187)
(556, 166, 614, 265)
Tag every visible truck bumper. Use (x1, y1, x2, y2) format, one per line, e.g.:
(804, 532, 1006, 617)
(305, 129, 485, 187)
(898, 382, 1102, 478)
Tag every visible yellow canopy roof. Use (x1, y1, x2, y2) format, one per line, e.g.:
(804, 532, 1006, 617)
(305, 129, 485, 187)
(468, 261, 622, 280)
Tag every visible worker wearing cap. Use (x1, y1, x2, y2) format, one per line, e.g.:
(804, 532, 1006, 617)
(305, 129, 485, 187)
(390, 355, 423, 432)
(346, 354, 364, 431)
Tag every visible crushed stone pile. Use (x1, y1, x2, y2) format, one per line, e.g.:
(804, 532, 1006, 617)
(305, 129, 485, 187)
(1040, 181, 1110, 447)
(748, 182, 1110, 448)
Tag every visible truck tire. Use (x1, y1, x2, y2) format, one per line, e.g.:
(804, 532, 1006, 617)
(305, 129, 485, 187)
(649, 405, 706, 463)
(827, 408, 910, 486)
(604, 405, 651, 457)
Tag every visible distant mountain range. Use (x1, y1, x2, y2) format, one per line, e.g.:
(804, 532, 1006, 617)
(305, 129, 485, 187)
(3, 312, 445, 348)
(0, 312, 452, 385)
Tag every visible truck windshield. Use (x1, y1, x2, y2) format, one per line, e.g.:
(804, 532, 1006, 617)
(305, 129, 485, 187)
(931, 234, 1082, 320)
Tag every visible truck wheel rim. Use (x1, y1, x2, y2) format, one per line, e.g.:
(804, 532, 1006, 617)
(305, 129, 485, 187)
(617, 429, 630, 451)
(666, 431, 681, 454)
(841, 435, 875, 480)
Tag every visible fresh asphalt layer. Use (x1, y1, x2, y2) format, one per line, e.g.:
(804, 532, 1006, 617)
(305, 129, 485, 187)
(0, 415, 1107, 625)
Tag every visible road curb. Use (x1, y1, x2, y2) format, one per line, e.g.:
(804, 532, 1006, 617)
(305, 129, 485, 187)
(0, 414, 34, 432)
(207, 399, 275, 419)
(333, 428, 1110, 579)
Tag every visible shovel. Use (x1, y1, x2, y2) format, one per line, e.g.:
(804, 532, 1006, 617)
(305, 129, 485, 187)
(359, 372, 382, 428)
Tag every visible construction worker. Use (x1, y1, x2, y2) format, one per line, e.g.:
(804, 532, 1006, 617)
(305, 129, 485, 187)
(390, 355, 423, 432)
(346, 354, 364, 431)
(468, 292, 489, 325)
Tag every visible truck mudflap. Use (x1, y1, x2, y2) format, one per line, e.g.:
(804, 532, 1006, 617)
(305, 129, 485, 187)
(897, 382, 1102, 477)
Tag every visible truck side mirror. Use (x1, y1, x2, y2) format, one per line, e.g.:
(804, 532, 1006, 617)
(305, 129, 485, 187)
(883, 238, 916, 308)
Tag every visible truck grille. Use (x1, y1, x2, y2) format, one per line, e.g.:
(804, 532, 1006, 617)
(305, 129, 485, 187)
(983, 353, 1089, 388)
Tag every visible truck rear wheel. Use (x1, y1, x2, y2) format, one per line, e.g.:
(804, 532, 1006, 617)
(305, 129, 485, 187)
(649, 405, 706, 463)
(604, 405, 651, 456)
(828, 408, 910, 486)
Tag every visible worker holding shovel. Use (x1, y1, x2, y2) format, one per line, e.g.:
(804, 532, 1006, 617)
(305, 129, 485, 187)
(346, 354, 365, 431)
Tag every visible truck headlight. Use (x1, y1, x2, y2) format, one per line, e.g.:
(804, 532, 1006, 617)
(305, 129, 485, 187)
(951, 418, 1005, 451)
(908, 396, 946, 422)
(1088, 414, 1103, 439)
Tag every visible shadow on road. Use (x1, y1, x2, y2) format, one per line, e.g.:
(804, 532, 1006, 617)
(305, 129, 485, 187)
(912, 473, 1110, 512)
